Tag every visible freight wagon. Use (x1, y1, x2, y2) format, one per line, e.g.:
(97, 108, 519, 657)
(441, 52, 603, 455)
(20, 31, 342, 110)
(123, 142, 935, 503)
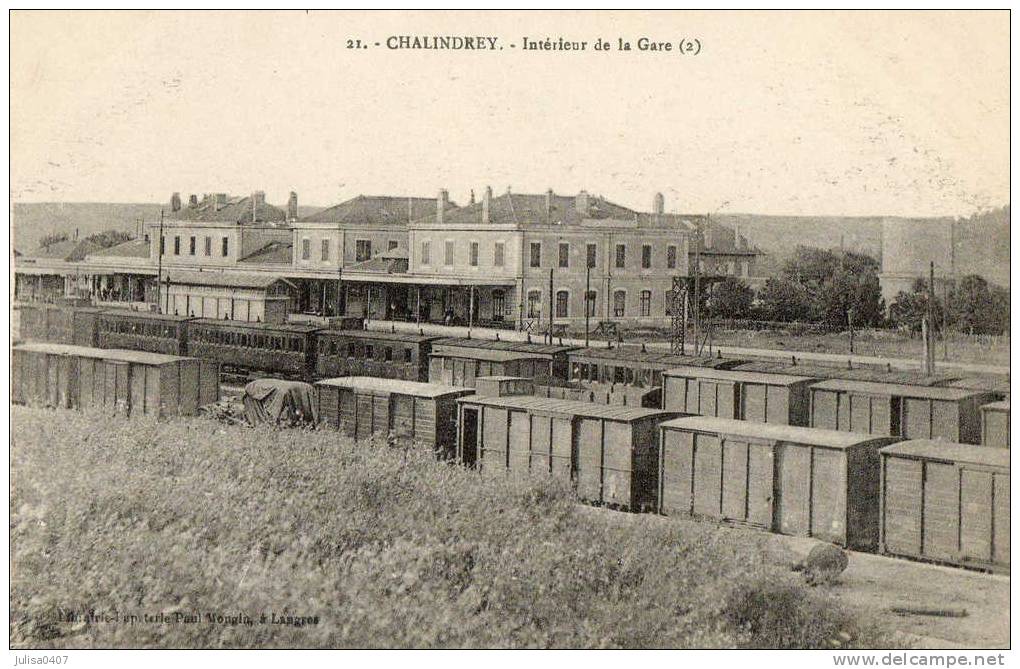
(808, 379, 997, 444)
(97, 309, 193, 355)
(314, 330, 438, 381)
(946, 376, 1011, 397)
(662, 367, 816, 426)
(12, 342, 219, 418)
(428, 338, 578, 387)
(981, 401, 1010, 448)
(733, 360, 958, 387)
(658, 416, 899, 550)
(315, 377, 472, 458)
(187, 319, 321, 380)
(457, 393, 676, 509)
(880, 439, 1009, 571)
(567, 346, 744, 388)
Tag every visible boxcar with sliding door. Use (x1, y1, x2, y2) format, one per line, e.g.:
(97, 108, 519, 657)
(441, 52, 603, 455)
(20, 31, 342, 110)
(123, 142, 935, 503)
(315, 377, 472, 458)
(662, 367, 816, 426)
(457, 393, 676, 510)
(658, 416, 898, 550)
(980, 401, 1010, 448)
(314, 330, 438, 381)
(97, 310, 192, 355)
(809, 379, 996, 444)
(428, 338, 578, 387)
(187, 319, 320, 380)
(879, 439, 1009, 571)
(733, 360, 958, 387)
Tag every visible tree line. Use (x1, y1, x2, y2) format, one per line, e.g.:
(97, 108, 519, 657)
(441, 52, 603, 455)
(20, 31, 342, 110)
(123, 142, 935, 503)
(702, 246, 1010, 336)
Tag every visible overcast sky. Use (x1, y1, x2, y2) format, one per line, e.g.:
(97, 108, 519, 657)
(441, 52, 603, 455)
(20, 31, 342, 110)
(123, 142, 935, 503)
(10, 10, 1009, 217)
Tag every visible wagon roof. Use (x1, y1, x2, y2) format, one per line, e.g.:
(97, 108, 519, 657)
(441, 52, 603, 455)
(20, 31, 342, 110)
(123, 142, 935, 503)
(13, 342, 191, 366)
(458, 393, 674, 422)
(315, 376, 471, 398)
(318, 329, 438, 343)
(190, 319, 322, 333)
(881, 439, 1011, 468)
(981, 400, 1010, 412)
(733, 361, 957, 386)
(431, 345, 552, 363)
(810, 378, 993, 400)
(660, 415, 894, 449)
(432, 337, 578, 356)
(166, 270, 296, 290)
(568, 347, 743, 369)
(99, 309, 193, 322)
(662, 365, 815, 385)
(946, 376, 1012, 394)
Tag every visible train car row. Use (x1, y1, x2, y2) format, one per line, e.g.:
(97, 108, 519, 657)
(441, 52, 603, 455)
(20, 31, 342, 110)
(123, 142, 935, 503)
(17, 304, 1010, 447)
(304, 373, 1009, 572)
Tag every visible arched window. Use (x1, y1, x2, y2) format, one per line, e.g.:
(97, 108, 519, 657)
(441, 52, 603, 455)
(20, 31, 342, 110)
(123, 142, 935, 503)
(555, 290, 569, 318)
(613, 290, 626, 317)
(640, 290, 652, 317)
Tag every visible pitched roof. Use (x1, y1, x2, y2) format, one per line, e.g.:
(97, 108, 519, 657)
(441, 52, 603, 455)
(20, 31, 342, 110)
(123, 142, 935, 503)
(881, 439, 1010, 468)
(810, 378, 995, 400)
(298, 195, 454, 225)
(239, 240, 293, 265)
(416, 191, 639, 227)
(315, 376, 472, 399)
(88, 239, 150, 258)
(458, 393, 674, 422)
(165, 270, 295, 289)
(170, 194, 286, 224)
(662, 365, 816, 386)
(26, 239, 101, 261)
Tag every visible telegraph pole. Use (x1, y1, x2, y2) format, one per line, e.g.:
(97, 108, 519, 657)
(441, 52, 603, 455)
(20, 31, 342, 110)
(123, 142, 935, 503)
(547, 268, 554, 345)
(156, 208, 164, 313)
(584, 263, 591, 347)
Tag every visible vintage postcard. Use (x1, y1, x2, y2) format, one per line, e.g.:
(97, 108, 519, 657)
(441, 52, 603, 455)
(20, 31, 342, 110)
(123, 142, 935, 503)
(7, 9, 1011, 660)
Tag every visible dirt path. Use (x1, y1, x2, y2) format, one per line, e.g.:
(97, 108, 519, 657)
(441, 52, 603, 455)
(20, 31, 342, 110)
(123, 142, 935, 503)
(582, 507, 1009, 649)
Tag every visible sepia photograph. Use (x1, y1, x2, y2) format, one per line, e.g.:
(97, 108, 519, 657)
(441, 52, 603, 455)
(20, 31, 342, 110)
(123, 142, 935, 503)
(6, 8, 1012, 660)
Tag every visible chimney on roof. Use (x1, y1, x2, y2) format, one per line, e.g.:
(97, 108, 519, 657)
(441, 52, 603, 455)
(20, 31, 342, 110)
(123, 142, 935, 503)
(437, 189, 449, 224)
(251, 191, 266, 223)
(703, 221, 713, 249)
(213, 193, 227, 211)
(653, 192, 664, 216)
(188, 194, 198, 207)
(469, 189, 476, 205)
(546, 189, 554, 220)
(575, 190, 590, 216)
(171, 192, 181, 212)
(287, 191, 298, 221)
(482, 186, 492, 223)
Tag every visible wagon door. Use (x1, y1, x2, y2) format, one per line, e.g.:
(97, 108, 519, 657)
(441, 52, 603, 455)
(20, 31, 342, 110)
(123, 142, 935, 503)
(660, 428, 694, 516)
(774, 442, 811, 537)
(811, 389, 839, 429)
(993, 472, 1010, 566)
(691, 431, 723, 519)
(391, 393, 415, 441)
(881, 456, 923, 556)
(810, 446, 848, 544)
(508, 410, 532, 475)
(550, 416, 573, 481)
(742, 383, 767, 423)
(922, 461, 960, 562)
(959, 468, 994, 565)
(528, 414, 552, 474)
(480, 406, 509, 474)
(576, 418, 604, 502)
(355, 392, 375, 440)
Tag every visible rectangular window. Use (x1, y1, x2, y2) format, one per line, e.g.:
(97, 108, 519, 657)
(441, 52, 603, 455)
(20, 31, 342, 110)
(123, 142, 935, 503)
(585, 290, 597, 317)
(640, 290, 651, 316)
(642, 244, 652, 269)
(527, 291, 542, 318)
(204, 236, 211, 256)
(160, 236, 165, 255)
(321, 239, 330, 261)
(301, 238, 311, 260)
(356, 239, 372, 262)
(222, 236, 229, 257)
(421, 241, 430, 265)
(614, 290, 626, 317)
(558, 243, 569, 268)
(174, 236, 180, 255)
(586, 243, 597, 269)
(530, 242, 542, 268)
(494, 242, 504, 267)
(615, 244, 626, 268)
(470, 241, 479, 267)
(444, 240, 454, 265)
(667, 245, 677, 269)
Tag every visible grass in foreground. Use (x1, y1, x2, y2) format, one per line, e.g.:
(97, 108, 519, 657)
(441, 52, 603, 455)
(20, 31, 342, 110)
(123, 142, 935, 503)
(11, 406, 897, 649)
